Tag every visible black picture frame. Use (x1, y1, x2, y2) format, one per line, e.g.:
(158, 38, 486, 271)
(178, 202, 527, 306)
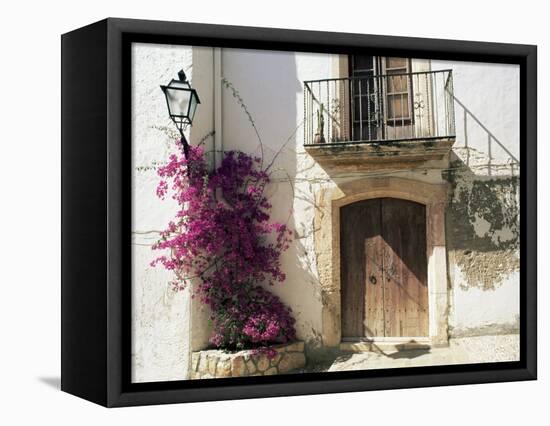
(61, 17, 537, 407)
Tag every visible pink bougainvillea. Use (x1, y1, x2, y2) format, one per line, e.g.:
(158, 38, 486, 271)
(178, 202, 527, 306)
(151, 141, 295, 351)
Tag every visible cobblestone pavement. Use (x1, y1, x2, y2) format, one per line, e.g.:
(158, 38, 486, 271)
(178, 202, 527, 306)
(326, 334, 519, 372)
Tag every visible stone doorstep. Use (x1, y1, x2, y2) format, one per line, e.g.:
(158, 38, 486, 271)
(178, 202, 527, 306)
(340, 338, 433, 353)
(191, 341, 306, 379)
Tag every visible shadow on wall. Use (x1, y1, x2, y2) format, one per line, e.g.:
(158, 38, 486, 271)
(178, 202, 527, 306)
(453, 95, 519, 174)
(443, 96, 520, 292)
(221, 50, 324, 354)
(257, 54, 326, 357)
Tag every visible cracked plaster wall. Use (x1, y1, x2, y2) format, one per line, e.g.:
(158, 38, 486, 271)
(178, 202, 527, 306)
(433, 60, 520, 337)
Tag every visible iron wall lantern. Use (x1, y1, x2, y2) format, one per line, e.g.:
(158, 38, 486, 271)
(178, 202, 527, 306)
(160, 70, 200, 158)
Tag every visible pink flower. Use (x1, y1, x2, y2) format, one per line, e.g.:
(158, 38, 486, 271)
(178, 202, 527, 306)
(151, 145, 295, 350)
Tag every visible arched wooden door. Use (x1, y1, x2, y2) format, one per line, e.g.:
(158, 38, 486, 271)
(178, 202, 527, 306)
(341, 198, 428, 339)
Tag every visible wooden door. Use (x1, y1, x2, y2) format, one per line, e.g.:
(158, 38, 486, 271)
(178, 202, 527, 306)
(341, 198, 428, 339)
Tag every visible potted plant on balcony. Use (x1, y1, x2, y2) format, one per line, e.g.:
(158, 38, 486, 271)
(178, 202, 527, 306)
(313, 103, 326, 144)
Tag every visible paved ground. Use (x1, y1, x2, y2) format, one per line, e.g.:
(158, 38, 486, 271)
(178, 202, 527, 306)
(300, 334, 519, 373)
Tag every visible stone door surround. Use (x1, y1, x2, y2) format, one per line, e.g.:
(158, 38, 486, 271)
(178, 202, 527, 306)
(313, 176, 449, 348)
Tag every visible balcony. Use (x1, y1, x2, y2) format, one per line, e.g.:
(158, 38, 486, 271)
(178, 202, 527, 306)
(303, 70, 456, 170)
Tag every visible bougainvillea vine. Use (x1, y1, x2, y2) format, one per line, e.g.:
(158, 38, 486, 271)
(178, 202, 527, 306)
(151, 141, 295, 352)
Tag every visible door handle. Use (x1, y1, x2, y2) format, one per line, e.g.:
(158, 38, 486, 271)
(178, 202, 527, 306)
(369, 275, 377, 285)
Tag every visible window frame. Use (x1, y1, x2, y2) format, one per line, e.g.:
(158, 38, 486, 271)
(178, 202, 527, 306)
(349, 55, 416, 141)
(381, 57, 415, 125)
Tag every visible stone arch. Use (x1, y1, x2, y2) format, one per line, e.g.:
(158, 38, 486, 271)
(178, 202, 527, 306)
(313, 176, 449, 347)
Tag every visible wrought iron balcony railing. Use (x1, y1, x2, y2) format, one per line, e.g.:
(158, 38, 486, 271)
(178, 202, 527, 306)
(303, 69, 455, 146)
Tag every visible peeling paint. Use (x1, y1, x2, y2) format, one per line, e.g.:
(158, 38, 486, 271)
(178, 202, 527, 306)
(444, 157, 519, 290)
(451, 249, 519, 291)
(473, 213, 491, 237)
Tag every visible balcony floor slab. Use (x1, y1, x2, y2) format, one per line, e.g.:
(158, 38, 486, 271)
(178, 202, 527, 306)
(305, 136, 455, 171)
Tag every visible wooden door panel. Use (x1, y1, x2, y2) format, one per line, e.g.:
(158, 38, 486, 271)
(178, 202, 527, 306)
(340, 199, 384, 337)
(364, 203, 385, 338)
(381, 198, 428, 337)
(340, 201, 367, 337)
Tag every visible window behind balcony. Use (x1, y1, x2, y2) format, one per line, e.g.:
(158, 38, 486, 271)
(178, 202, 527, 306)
(350, 56, 414, 141)
(384, 57, 412, 122)
(350, 55, 379, 141)
(302, 58, 454, 146)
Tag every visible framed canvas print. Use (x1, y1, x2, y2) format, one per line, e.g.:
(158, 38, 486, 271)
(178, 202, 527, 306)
(61, 18, 537, 407)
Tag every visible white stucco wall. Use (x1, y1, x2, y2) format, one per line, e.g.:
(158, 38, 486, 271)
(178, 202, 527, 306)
(451, 270, 519, 333)
(432, 59, 520, 335)
(432, 60, 520, 163)
(131, 43, 195, 383)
